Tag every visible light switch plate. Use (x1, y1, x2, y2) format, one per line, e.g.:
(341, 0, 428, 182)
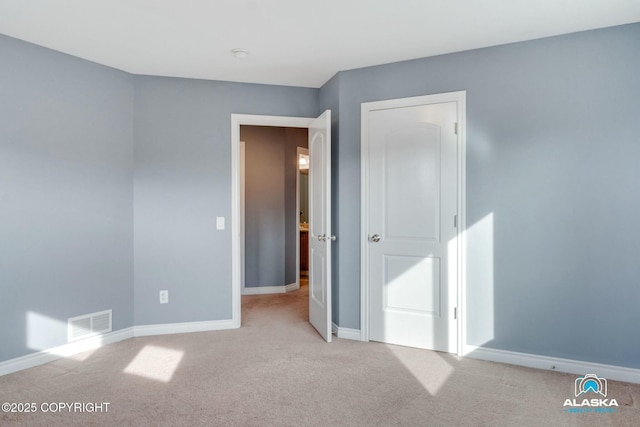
(159, 290, 168, 304)
(216, 217, 225, 230)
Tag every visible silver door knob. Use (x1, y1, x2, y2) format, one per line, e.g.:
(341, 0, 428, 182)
(370, 234, 381, 242)
(318, 234, 336, 242)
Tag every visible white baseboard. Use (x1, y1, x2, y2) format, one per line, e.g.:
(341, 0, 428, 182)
(133, 319, 236, 337)
(464, 345, 640, 384)
(331, 322, 362, 341)
(0, 327, 134, 377)
(285, 282, 299, 293)
(242, 283, 298, 295)
(0, 319, 238, 377)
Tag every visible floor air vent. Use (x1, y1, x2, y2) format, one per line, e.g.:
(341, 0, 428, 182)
(68, 309, 112, 342)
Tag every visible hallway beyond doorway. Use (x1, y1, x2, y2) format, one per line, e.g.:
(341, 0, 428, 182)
(241, 274, 309, 326)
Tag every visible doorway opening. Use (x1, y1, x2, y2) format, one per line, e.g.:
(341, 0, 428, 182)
(231, 113, 332, 341)
(239, 125, 309, 296)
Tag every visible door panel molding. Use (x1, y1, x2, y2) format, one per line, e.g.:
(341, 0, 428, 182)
(360, 91, 466, 356)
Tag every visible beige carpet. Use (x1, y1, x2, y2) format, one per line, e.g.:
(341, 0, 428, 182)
(1, 283, 638, 426)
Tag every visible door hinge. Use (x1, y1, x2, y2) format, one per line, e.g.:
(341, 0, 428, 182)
(454, 122, 458, 135)
(454, 215, 457, 228)
(454, 307, 457, 320)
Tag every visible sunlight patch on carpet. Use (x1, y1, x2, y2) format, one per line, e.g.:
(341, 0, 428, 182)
(386, 344, 455, 395)
(66, 348, 97, 362)
(123, 345, 184, 382)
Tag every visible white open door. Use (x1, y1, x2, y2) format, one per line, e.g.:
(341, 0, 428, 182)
(308, 110, 332, 342)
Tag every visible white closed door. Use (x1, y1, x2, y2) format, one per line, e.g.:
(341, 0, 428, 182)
(365, 99, 458, 352)
(309, 110, 332, 342)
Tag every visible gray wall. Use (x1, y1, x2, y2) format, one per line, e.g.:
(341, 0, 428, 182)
(133, 78, 317, 325)
(320, 23, 640, 368)
(0, 34, 318, 361)
(0, 35, 134, 361)
(243, 126, 286, 287)
(241, 126, 307, 288)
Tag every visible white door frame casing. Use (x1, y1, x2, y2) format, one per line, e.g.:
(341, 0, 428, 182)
(231, 114, 316, 328)
(360, 91, 467, 356)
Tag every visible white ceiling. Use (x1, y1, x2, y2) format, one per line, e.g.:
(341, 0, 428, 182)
(1, 0, 639, 88)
